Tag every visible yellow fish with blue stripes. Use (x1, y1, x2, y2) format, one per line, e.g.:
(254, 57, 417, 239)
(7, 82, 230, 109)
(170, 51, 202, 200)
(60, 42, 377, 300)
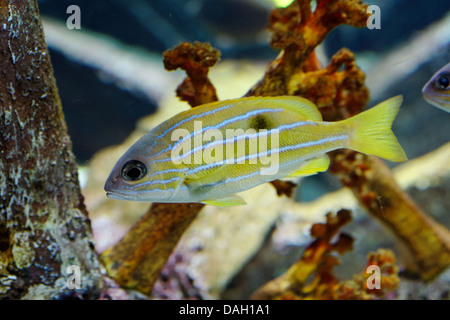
(104, 95, 407, 206)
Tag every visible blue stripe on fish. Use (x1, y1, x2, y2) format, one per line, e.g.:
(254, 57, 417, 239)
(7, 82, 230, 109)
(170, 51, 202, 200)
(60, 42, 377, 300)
(148, 108, 283, 163)
(148, 103, 236, 151)
(175, 120, 319, 162)
(189, 134, 348, 175)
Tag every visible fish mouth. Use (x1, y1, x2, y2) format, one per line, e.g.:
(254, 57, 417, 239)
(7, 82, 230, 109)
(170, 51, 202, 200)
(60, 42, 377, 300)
(105, 190, 156, 202)
(423, 95, 450, 111)
(422, 84, 450, 111)
(104, 176, 133, 200)
(105, 190, 137, 201)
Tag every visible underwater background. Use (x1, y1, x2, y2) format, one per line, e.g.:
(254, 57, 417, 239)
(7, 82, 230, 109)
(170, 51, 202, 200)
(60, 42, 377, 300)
(37, 0, 450, 163)
(34, 0, 450, 299)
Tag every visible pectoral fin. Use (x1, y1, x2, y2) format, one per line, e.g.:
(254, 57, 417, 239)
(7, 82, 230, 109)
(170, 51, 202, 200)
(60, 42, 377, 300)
(201, 194, 247, 207)
(287, 155, 330, 178)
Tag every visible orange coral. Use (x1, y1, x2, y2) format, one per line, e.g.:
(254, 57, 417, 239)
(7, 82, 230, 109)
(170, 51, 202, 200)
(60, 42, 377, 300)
(247, 0, 369, 99)
(334, 249, 399, 300)
(163, 41, 220, 107)
(251, 211, 399, 300)
(329, 152, 450, 280)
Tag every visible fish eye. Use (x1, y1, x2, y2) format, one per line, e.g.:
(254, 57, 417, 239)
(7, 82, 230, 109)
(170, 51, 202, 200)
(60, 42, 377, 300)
(121, 160, 147, 181)
(435, 72, 450, 90)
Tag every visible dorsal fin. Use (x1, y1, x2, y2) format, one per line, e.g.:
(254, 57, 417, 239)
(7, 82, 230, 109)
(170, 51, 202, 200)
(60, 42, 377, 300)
(191, 96, 322, 121)
(251, 96, 323, 121)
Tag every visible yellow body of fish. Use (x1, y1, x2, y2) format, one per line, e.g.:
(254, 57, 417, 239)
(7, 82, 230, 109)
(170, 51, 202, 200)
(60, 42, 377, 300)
(104, 95, 407, 206)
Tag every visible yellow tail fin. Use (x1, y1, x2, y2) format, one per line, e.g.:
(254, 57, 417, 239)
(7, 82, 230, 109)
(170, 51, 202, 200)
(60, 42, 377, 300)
(345, 95, 407, 162)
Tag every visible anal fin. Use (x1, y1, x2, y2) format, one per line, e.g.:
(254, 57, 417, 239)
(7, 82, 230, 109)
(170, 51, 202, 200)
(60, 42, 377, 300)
(201, 194, 247, 207)
(287, 155, 330, 178)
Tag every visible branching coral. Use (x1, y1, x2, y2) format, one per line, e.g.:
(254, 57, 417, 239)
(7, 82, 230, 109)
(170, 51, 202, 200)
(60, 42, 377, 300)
(329, 151, 450, 280)
(333, 249, 399, 300)
(163, 41, 220, 107)
(247, 0, 369, 103)
(100, 202, 204, 294)
(251, 210, 399, 300)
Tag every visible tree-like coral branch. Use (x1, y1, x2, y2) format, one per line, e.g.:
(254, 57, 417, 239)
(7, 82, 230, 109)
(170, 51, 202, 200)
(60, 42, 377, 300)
(251, 210, 400, 300)
(247, 0, 369, 98)
(329, 151, 450, 280)
(100, 203, 204, 294)
(163, 41, 220, 107)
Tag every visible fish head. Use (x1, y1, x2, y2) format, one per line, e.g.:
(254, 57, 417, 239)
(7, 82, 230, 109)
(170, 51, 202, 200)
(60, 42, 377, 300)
(104, 135, 179, 202)
(422, 62, 450, 112)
